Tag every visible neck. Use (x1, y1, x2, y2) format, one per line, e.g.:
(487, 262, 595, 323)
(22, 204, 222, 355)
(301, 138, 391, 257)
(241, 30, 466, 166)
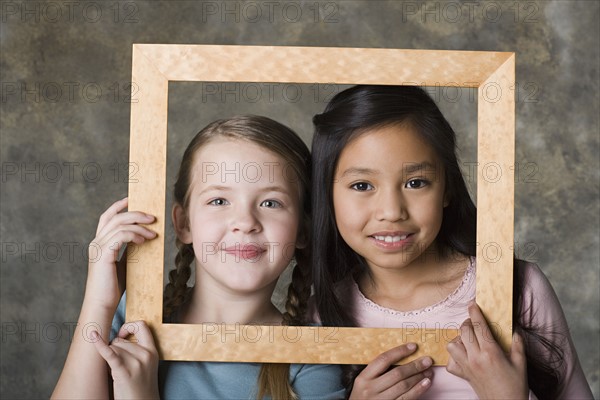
(179, 269, 282, 325)
(358, 248, 469, 312)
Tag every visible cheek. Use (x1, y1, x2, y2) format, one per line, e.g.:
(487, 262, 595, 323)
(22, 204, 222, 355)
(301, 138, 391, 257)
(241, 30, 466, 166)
(333, 190, 361, 238)
(191, 214, 220, 241)
(412, 199, 445, 234)
(274, 223, 297, 246)
(281, 214, 301, 243)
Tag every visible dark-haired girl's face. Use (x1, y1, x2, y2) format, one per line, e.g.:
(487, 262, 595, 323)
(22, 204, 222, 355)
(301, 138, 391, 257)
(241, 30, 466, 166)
(332, 124, 448, 275)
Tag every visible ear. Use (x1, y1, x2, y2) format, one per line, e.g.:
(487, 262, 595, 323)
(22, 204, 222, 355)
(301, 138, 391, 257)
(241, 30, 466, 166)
(172, 203, 192, 244)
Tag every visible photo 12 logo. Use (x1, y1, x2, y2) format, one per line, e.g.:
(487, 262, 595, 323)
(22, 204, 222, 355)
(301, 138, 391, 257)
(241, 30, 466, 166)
(1, 162, 139, 184)
(196, 323, 339, 345)
(1, 1, 140, 23)
(200, 83, 342, 104)
(2, 322, 79, 344)
(1, 82, 139, 104)
(1, 241, 141, 264)
(399, 1, 539, 24)
(200, 1, 339, 23)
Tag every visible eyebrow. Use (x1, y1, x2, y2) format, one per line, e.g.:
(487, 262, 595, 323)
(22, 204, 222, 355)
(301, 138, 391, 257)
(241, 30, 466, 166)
(260, 186, 293, 196)
(198, 185, 231, 196)
(339, 167, 378, 178)
(339, 162, 436, 178)
(403, 162, 437, 174)
(197, 185, 292, 196)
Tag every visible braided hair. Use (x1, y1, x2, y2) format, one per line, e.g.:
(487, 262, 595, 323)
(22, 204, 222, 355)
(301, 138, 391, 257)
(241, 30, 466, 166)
(163, 115, 313, 399)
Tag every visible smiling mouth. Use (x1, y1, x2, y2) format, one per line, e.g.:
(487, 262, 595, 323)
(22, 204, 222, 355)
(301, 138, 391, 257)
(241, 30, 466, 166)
(223, 244, 266, 260)
(369, 233, 414, 249)
(371, 234, 410, 243)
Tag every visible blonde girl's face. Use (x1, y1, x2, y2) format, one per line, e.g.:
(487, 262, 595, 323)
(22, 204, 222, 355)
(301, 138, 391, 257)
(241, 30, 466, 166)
(332, 124, 448, 274)
(174, 137, 303, 297)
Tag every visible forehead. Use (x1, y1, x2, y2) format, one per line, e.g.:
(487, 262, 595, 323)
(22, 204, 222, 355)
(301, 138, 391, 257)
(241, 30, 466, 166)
(337, 124, 440, 169)
(190, 137, 299, 187)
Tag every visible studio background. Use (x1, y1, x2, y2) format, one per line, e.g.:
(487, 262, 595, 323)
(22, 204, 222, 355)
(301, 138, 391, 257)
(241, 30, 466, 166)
(1, 1, 598, 398)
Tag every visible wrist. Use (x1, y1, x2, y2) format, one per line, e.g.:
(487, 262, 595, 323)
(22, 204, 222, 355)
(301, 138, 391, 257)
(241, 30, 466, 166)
(77, 300, 117, 337)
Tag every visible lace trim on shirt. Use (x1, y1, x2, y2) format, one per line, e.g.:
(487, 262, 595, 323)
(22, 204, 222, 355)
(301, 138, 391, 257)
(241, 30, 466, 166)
(353, 257, 475, 317)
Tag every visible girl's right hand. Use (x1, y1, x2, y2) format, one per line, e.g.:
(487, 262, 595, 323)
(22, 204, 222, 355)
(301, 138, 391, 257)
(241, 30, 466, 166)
(349, 344, 433, 399)
(85, 197, 156, 312)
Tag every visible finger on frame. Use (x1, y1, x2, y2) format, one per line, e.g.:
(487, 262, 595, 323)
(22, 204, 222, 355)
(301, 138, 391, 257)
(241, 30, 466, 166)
(510, 331, 527, 367)
(467, 301, 496, 349)
(445, 353, 465, 378)
(96, 197, 129, 235)
(459, 318, 480, 353)
(98, 228, 156, 256)
(382, 373, 432, 400)
(118, 321, 156, 349)
(101, 224, 157, 246)
(446, 335, 468, 366)
(360, 343, 420, 379)
(96, 210, 155, 240)
(377, 357, 433, 391)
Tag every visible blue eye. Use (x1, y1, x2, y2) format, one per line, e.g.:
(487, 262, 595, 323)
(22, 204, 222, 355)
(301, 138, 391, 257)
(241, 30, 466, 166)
(261, 199, 282, 208)
(208, 198, 229, 206)
(350, 182, 373, 191)
(405, 179, 428, 189)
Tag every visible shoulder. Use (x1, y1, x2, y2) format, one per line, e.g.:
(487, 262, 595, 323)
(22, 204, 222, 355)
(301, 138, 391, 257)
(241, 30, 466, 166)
(515, 260, 553, 291)
(513, 260, 565, 322)
(290, 363, 346, 399)
(472, 258, 558, 313)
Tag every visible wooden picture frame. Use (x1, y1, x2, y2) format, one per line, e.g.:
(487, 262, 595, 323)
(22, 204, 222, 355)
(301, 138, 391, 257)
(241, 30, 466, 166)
(126, 44, 515, 365)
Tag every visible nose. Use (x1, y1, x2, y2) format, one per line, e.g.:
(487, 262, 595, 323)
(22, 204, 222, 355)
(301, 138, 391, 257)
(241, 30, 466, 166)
(374, 187, 408, 222)
(231, 204, 262, 234)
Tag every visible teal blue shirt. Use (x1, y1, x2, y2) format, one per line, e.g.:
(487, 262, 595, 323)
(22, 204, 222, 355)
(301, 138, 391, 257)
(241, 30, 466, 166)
(111, 295, 345, 399)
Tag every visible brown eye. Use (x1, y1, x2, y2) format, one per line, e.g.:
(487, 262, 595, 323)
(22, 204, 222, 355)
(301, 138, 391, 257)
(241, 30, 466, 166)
(405, 179, 428, 189)
(350, 182, 373, 191)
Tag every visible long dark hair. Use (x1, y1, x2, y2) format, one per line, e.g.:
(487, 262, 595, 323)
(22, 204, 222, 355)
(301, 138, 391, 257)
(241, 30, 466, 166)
(311, 85, 562, 398)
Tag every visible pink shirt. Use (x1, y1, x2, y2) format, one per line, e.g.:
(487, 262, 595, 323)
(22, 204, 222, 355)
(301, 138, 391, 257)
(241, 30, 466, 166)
(335, 259, 592, 399)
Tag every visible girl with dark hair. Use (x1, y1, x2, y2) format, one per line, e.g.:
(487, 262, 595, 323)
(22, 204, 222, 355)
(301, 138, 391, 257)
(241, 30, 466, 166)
(53, 115, 345, 399)
(311, 85, 592, 399)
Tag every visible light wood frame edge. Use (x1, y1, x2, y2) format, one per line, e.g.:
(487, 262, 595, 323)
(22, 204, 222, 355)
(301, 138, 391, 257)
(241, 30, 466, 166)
(126, 44, 515, 365)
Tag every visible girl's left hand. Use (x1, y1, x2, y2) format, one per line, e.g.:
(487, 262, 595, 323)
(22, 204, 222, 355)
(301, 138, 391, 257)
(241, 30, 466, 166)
(446, 302, 528, 399)
(92, 321, 160, 400)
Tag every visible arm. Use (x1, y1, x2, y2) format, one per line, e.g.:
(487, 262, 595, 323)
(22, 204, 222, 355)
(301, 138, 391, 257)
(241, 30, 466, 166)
(52, 198, 156, 399)
(519, 263, 593, 399)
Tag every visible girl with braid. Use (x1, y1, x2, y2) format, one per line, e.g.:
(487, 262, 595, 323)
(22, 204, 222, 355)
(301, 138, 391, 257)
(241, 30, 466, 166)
(53, 115, 345, 399)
